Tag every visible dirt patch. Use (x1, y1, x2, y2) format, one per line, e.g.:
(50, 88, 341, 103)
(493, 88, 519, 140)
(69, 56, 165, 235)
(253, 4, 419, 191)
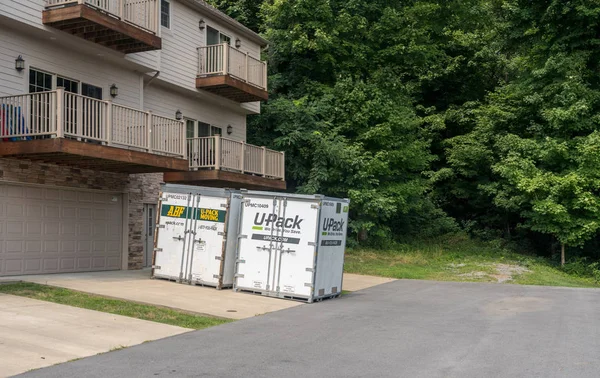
(458, 271, 488, 279)
(449, 263, 531, 283)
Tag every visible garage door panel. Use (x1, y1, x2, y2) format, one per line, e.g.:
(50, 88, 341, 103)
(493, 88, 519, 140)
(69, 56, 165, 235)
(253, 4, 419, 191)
(6, 240, 24, 253)
(7, 203, 24, 217)
(78, 223, 92, 236)
(77, 257, 92, 269)
(26, 187, 43, 199)
(61, 240, 76, 253)
(45, 189, 60, 200)
(5, 259, 22, 274)
(7, 221, 24, 235)
(63, 207, 78, 219)
(45, 223, 60, 235)
(78, 192, 93, 203)
(43, 259, 60, 272)
(92, 257, 106, 268)
(25, 241, 42, 254)
(6, 186, 23, 198)
(24, 258, 42, 274)
(44, 241, 60, 253)
(0, 184, 123, 276)
(44, 205, 60, 218)
(26, 222, 43, 235)
(107, 257, 120, 268)
(79, 207, 92, 219)
(77, 240, 92, 253)
(60, 258, 75, 270)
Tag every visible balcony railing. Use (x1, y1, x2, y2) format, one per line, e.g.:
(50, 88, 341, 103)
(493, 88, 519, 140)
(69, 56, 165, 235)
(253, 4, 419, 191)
(45, 0, 160, 34)
(188, 136, 285, 180)
(198, 43, 268, 90)
(0, 89, 185, 158)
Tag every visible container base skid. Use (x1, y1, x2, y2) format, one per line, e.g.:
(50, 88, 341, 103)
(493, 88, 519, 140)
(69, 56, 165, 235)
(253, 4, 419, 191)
(234, 287, 341, 303)
(189, 280, 232, 290)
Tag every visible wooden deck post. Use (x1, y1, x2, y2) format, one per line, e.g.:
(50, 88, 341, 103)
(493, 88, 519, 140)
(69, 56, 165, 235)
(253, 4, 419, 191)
(55, 87, 64, 138)
(261, 146, 266, 176)
(240, 140, 245, 173)
(214, 135, 221, 170)
(106, 99, 112, 146)
(147, 111, 153, 153)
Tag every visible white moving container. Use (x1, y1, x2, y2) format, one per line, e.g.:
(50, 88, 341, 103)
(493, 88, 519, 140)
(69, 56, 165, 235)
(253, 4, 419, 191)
(234, 191, 350, 302)
(152, 184, 241, 289)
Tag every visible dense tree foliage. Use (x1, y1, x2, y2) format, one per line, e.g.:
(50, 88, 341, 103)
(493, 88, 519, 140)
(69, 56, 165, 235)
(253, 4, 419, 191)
(209, 0, 600, 260)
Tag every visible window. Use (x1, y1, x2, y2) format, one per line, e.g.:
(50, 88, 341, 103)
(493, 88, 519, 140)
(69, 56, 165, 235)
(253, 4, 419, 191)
(186, 120, 222, 138)
(206, 26, 231, 46)
(29, 69, 52, 93)
(161, 0, 170, 28)
(57, 76, 79, 94)
(82, 83, 103, 100)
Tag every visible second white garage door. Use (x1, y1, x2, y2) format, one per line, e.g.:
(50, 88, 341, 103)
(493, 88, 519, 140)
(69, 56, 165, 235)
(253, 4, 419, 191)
(0, 183, 123, 276)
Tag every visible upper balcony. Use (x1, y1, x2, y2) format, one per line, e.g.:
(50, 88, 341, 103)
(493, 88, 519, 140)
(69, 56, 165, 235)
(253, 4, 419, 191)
(42, 0, 161, 54)
(197, 43, 268, 103)
(163, 136, 286, 190)
(0, 89, 187, 173)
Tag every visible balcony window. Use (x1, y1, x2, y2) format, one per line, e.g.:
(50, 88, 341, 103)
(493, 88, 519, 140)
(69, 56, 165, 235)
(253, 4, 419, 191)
(161, 0, 171, 29)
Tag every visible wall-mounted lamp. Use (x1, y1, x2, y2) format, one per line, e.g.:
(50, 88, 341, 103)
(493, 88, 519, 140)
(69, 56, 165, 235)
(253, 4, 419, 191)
(110, 84, 118, 98)
(199, 19, 206, 30)
(227, 125, 233, 135)
(175, 110, 183, 120)
(235, 38, 241, 48)
(15, 55, 25, 72)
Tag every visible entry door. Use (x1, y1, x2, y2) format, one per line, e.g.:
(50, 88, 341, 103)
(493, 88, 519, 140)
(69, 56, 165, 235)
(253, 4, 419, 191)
(236, 196, 319, 298)
(144, 203, 157, 268)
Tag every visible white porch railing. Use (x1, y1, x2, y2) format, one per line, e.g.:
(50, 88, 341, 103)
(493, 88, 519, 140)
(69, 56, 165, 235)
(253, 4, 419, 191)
(0, 89, 185, 158)
(198, 43, 268, 90)
(188, 136, 285, 180)
(45, 0, 160, 34)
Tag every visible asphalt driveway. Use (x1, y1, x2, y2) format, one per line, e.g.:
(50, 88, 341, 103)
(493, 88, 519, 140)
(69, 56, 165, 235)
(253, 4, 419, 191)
(17, 280, 600, 378)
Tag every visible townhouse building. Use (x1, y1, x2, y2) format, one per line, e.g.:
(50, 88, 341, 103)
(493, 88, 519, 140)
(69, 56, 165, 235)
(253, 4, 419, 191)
(0, 0, 285, 276)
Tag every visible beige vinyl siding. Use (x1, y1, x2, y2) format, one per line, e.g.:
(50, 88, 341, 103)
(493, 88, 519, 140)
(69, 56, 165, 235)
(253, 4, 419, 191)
(144, 83, 247, 142)
(155, 0, 262, 114)
(0, 25, 142, 109)
(0, 0, 45, 29)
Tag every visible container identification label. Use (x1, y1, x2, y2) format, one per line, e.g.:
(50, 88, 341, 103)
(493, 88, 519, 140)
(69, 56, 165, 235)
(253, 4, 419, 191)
(161, 205, 226, 223)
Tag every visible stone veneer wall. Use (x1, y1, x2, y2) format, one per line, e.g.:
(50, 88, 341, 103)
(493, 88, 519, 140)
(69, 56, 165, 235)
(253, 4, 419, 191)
(125, 173, 163, 269)
(0, 158, 163, 270)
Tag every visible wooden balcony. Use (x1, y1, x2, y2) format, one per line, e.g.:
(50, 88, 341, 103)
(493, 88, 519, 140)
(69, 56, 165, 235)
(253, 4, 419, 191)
(43, 0, 161, 54)
(196, 44, 268, 103)
(0, 89, 187, 173)
(163, 136, 286, 190)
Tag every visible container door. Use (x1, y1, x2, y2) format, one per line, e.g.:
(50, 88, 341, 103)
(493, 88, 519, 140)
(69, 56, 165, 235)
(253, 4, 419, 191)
(235, 195, 280, 292)
(186, 195, 229, 287)
(271, 198, 320, 298)
(314, 200, 350, 297)
(153, 192, 193, 280)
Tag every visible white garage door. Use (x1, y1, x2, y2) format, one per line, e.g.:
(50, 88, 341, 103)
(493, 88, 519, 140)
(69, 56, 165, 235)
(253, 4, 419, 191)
(0, 183, 123, 276)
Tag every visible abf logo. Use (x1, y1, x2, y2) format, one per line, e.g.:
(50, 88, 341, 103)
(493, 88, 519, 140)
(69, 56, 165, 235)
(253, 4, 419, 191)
(166, 205, 185, 218)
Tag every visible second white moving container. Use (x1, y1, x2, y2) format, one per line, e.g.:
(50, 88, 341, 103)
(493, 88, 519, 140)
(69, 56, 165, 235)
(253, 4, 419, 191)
(152, 184, 241, 289)
(234, 191, 350, 302)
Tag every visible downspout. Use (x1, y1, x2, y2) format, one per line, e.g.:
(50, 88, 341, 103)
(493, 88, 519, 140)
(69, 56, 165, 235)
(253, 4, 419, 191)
(144, 71, 161, 88)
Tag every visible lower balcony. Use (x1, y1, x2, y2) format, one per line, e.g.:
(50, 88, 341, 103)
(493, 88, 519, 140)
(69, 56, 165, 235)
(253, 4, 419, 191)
(0, 89, 187, 173)
(163, 136, 286, 190)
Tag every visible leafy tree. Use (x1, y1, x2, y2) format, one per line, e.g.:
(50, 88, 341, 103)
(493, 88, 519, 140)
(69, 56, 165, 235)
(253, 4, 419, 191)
(446, 1, 600, 263)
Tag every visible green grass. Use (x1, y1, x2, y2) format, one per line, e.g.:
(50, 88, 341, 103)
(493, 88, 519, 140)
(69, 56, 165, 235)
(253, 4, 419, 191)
(344, 234, 600, 288)
(0, 282, 232, 329)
